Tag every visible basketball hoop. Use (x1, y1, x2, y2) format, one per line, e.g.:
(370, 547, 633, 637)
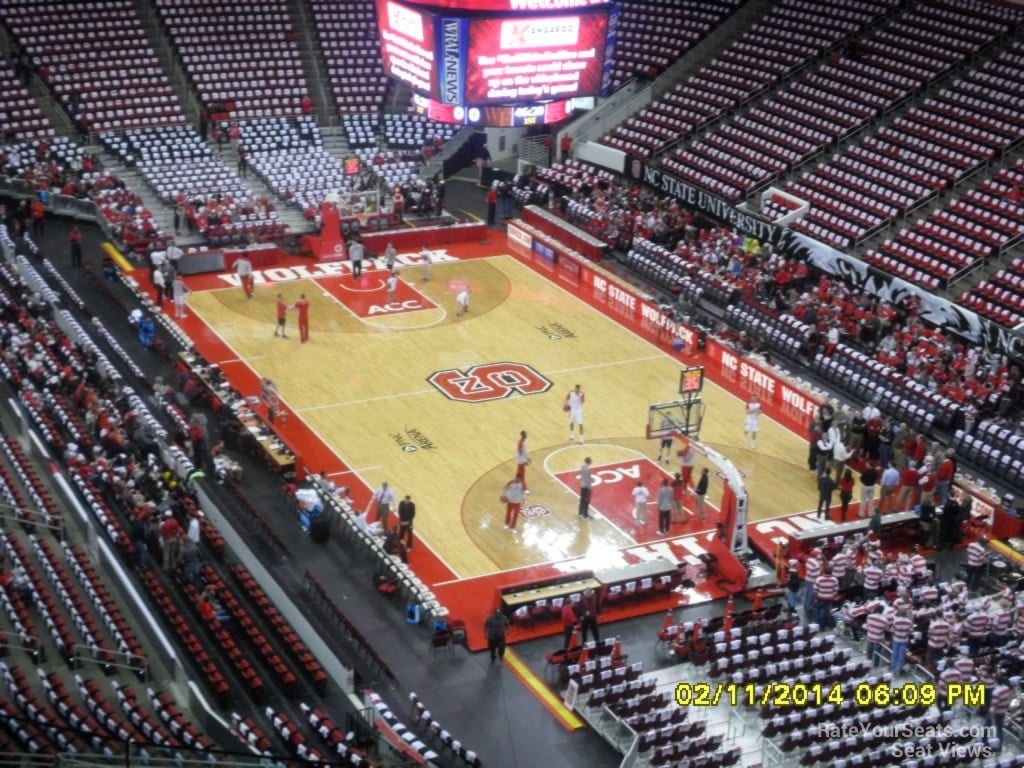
(645, 402, 748, 558)
(646, 400, 705, 441)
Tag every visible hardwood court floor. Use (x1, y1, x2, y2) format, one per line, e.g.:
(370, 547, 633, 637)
(187, 254, 818, 578)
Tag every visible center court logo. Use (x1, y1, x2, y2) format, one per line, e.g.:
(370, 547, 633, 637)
(427, 362, 553, 402)
(521, 503, 552, 518)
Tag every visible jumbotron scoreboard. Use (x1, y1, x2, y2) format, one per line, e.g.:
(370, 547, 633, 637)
(375, 0, 618, 126)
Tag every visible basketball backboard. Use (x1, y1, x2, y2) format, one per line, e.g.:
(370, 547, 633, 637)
(647, 399, 705, 440)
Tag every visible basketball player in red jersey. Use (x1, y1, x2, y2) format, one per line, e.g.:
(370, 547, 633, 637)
(273, 293, 289, 338)
(291, 294, 310, 343)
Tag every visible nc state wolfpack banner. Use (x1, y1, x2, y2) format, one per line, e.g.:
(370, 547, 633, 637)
(636, 165, 787, 246)
(788, 233, 1024, 362)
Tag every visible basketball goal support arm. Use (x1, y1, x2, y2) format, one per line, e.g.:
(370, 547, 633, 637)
(692, 440, 749, 556)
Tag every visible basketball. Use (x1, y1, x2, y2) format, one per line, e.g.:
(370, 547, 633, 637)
(677, 449, 685, 457)
(562, 403, 571, 412)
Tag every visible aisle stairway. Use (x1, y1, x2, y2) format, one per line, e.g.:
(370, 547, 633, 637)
(0, 24, 75, 136)
(210, 143, 316, 235)
(290, 0, 338, 124)
(573, 0, 780, 146)
(93, 154, 199, 248)
(130, 0, 199, 123)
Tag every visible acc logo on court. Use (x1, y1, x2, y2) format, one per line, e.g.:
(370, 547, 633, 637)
(427, 362, 553, 403)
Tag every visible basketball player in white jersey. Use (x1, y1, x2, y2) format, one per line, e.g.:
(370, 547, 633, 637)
(655, 415, 674, 463)
(565, 384, 585, 443)
(744, 394, 762, 449)
(515, 430, 530, 490)
(456, 285, 471, 316)
(420, 246, 432, 282)
(385, 271, 399, 305)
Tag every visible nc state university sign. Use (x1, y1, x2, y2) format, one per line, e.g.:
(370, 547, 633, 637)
(428, 362, 553, 403)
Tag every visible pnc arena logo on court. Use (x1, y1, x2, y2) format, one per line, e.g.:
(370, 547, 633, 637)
(427, 362, 553, 403)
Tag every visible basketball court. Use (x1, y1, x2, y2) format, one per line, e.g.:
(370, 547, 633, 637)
(169, 236, 821, 644)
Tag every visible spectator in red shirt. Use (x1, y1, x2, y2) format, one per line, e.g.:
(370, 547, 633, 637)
(838, 468, 855, 521)
(897, 462, 920, 512)
(30, 198, 45, 237)
(189, 415, 209, 471)
(392, 187, 404, 223)
(560, 601, 578, 650)
(198, 595, 217, 623)
(159, 511, 183, 569)
(935, 450, 956, 505)
(69, 226, 82, 269)
(198, 586, 228, 623)
(486, 187, 498, 228)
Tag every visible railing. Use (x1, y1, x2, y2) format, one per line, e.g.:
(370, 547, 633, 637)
(0, 629, 43, 659)
(0, 754, 58, 768)
(0, 177, 116, 242)
(518, 136, 551, 170)
(421, 123, 475, 179)
(612, 711, 639, 768)
(572, 80, 649, 145)
(303, 571, 395, 686)
(58, 748, 268, 768)
(69, 643, 148, 677)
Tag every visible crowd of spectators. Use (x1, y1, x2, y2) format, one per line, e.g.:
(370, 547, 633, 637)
(171, 190, 279, 242)
(2, 138, 170, 253)
(629, 217, 1024, 432)
(778, 404, 1020, 751)
(794, 534, 1022, 749)
(536, 163, 693, 249)
(0, 250, 220, 587)
(803, 390, 977, 531)
(525, 158, 1024, 462)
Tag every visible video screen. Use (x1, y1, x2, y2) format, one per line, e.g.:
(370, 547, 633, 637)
(377, 0, 610, 106)
(412, 92, 578, 126)
(465, 13, 608, 103)
(377, 0, 438, 97)
(406, 0, 608, 11)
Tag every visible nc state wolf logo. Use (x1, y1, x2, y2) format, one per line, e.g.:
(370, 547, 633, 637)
(427, 362, 553, 403)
